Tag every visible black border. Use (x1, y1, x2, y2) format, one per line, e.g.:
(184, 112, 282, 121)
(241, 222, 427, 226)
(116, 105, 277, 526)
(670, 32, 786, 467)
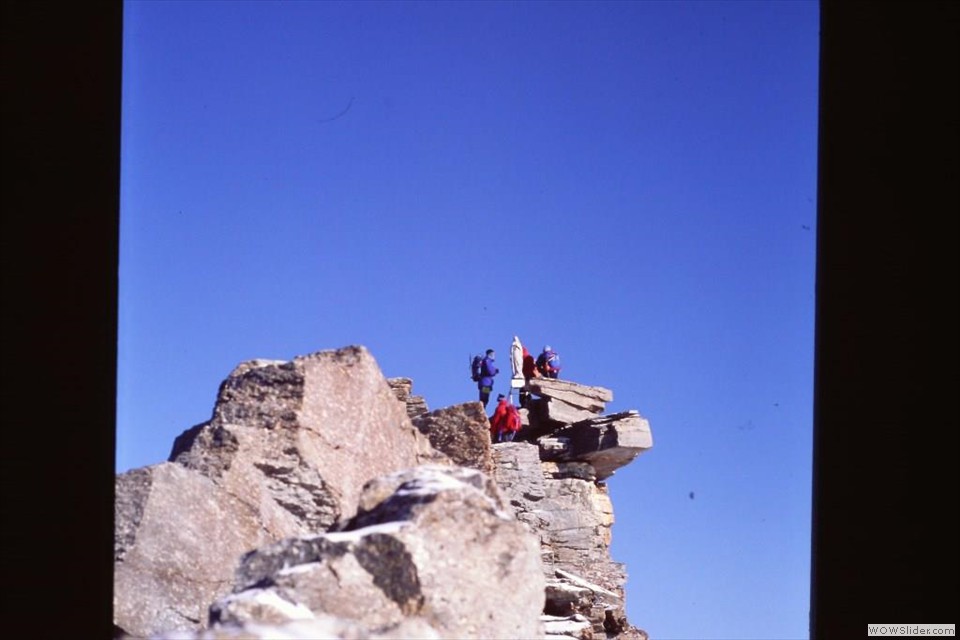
(812, 2, 958, 637)
(2, 2, 121, 636)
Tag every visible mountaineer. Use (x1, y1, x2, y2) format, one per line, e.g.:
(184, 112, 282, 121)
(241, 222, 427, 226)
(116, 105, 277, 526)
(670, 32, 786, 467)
(536, 345, 562, 379)
(471, 348, 499, 408)
(490, 394, 522, 443)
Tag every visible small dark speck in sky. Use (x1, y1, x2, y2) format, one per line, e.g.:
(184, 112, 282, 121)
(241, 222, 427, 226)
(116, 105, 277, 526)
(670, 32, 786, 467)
(801, 225, 811, 230)
(689, 491, 695, 500)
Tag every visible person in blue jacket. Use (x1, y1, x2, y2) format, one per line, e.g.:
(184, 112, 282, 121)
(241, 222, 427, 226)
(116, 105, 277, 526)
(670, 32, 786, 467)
(478, 348, 499, 408)
(536, 345, 561, 379)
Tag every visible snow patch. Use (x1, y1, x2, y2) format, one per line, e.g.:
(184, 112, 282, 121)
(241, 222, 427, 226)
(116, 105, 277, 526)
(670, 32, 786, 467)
(220, 588, 315, 620)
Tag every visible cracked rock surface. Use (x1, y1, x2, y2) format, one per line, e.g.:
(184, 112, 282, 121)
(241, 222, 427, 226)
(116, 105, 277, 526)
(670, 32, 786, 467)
(115, 346, 448, 638)
(114, 346, 653, 639)
(209, 466, 545, 640)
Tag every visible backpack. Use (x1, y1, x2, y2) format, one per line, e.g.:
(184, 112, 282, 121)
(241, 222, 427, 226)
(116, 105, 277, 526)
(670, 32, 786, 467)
(538, 350, 560, 374)
(470, 355, 484, 382)
(546, 352, 560, 370)
(505, 403, 521, 432)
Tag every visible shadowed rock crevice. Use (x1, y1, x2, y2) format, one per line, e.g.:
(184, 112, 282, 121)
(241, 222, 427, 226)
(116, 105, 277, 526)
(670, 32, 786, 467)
(234, 536, 352, 592)
(353, 534, 424, 615)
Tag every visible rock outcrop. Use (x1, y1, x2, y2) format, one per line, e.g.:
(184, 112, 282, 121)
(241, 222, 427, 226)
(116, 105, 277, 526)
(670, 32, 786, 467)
(540, 411, 653, 481)
(213, 466, 545, 639)
(115, 347, 449, 638)
(114, 346, 652, 639)
(387, 377, 429, 420)
(114, 463, 278, 633)
(410, 401, 495, 475)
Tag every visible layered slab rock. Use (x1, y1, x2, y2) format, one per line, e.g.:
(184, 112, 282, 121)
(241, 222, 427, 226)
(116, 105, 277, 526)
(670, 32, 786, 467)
(210, 466, 545, 640)
(411, 401, 494, 475)
(525, 378, 613, 412)
(387, 377, 429, 421)
(491, 442, 630, 637)
(114, 463, 277, 638)
(541, 411, 653, 481)
(536, 396, 603, 427)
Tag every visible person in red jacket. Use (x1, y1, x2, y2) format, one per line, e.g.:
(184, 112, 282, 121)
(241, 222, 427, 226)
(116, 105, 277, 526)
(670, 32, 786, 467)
(519, 346, 540, 408)
(490, 395, 509, 442)
(490, 394, 522, 443)
(501, 401, 521, 442)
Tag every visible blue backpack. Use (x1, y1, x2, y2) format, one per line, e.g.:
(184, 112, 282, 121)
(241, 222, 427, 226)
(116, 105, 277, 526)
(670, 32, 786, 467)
(470, 355, 484, 382)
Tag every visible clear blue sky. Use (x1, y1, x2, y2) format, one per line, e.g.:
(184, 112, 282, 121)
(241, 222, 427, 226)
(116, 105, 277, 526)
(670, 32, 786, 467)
(117, 2, 819, 638)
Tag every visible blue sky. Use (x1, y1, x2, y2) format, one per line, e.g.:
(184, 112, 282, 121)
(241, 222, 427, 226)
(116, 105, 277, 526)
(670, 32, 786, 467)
(117, 2, 819, 638)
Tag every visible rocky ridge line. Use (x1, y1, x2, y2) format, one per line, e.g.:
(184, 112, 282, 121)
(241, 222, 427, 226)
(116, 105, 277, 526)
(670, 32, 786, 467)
(113, 346, 652, 639)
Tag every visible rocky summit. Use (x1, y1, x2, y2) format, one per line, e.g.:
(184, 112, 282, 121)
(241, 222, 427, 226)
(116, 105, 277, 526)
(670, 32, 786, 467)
(114, 345, 653, 639)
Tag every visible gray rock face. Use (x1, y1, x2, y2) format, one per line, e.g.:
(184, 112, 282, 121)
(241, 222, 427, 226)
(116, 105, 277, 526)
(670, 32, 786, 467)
(115, 346, 448, 638)
(114, 345, 652, 640)
(210, 466, 545, 640)
(491, 441, 635, 638)
(114, 463, 277, 637)
(541, 411, 653, 481)
(411, 401, 494, 475)
(142, 615, 442, 639)
(525, 378, 613, 412)
(170, 346, 443, 531)
(518, 378, 614, 439)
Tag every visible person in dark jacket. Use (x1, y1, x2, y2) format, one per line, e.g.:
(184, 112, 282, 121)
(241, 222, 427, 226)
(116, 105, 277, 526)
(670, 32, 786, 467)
(478, 348, 499, 408)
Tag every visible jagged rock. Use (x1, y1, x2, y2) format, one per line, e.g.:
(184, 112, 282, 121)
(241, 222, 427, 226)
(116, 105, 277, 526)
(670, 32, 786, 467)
(213, 466, 545, 640)
(518, 379, 618, 441)
(543, 411, 653, 480)
(347, 464, 507, 522)
(542, 613, 595, 640)
(115, 346, 653, 639)
(411, 402, 494, 475)
(114, 463, 278, 637)
(540, 396, 603, 426)
(491, 442, 631, 637)
(525, 378, 613, 412)
(116, 346, 449, 637)
(169, 346, 445, 531)
(141, 615, 442, 639)
(387, 377, 429, 420)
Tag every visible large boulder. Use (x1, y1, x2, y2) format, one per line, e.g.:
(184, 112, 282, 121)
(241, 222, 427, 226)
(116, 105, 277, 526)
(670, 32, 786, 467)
(169, 346, 446, 532)
(541, 411, 653, 480)
(116, 346, 449, 637)
(411, 401, 494, 475)
(525, 378, 613, 412)
(113, 463, 278, 637)
(210, 466, 546, 640)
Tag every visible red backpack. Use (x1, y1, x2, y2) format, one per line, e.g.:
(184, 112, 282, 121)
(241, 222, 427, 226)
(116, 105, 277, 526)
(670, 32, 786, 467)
(504, 403, 521, 433)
